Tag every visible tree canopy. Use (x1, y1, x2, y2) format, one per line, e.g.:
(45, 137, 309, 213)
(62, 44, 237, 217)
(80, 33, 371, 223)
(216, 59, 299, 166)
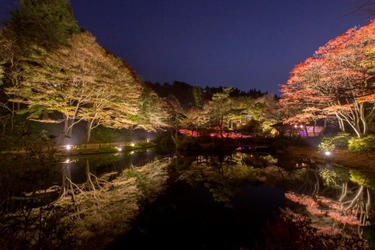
(280, 20, 375, 138)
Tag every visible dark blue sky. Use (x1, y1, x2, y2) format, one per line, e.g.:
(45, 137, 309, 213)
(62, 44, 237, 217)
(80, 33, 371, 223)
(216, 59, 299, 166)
(0, 0, 372, 94)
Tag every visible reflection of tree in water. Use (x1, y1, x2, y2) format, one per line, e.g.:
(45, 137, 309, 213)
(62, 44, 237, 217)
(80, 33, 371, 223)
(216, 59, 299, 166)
(0, 151, 170, 250)
(174, 152, 266, 208)
(266, 160, 374, 249)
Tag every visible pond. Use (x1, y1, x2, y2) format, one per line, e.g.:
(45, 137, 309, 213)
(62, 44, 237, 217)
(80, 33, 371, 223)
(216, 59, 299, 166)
(106, 150, 374, 249)
(0, 146, 374, 249)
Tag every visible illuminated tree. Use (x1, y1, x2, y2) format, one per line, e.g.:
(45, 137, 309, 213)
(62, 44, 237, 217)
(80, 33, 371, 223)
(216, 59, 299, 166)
(164, 94, 186, 144)
(202, 87, 233, 137)
(7, 32, 141, 141)
(225, 96, 253, 129)
(0, 0, 80, 135)
(81, 56, 141, 142)
(129, 86, 170, 132)
(0, 27, 25, 132)
(280, 21, 375, 138)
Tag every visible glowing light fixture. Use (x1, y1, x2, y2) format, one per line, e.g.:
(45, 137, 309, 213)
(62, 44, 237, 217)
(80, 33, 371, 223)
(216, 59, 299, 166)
(324, 151, 331, 156)
(66, 145, 71, 150)
(130, 143, 135, 147)
(65, 159, 70, 163)
(117, 147, 122, 152)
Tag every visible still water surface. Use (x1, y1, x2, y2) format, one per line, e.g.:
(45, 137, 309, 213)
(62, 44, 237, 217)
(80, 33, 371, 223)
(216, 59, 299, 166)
(1, 147, 373, 249)
(104, 149, 374, 249)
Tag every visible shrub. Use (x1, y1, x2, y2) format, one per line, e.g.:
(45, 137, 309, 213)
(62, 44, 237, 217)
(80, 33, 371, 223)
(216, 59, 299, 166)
(318, 133, 351, 152)
(348, 135, 375, 152)
(318, 137, 336, 152)
(331, 132, 351, 148)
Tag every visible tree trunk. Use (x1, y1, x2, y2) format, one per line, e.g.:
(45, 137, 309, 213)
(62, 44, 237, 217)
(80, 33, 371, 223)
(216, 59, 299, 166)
(86, 121, 93, 143)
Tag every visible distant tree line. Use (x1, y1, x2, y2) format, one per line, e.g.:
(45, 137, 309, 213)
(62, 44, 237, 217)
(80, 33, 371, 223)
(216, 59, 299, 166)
(145, 80, 271, 108)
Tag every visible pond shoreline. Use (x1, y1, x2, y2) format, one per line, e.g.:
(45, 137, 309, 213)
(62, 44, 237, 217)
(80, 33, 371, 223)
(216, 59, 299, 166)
(284, 144, 375, 176)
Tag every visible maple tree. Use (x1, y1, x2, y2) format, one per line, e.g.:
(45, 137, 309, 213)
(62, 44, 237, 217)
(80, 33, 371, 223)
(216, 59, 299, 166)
(6, 32, 141, 141)
(0, 0, 80, 135)
(280, 20, 375, 137)
(81, 56, 141, 142)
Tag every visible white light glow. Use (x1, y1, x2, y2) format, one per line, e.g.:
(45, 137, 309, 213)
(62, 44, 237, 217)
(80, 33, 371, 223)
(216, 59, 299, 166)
(325, 151, 331, 156)
(66, 145, 71, 150)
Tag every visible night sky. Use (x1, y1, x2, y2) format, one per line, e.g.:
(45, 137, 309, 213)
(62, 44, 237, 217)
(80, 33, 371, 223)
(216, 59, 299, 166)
(0, 0, 372, 94)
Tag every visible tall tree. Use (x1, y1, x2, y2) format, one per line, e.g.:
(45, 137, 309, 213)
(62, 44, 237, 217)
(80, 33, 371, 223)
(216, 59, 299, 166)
(126, 84, 170, 133)
(280, 20, 375, 138)
(202, 87, 233, 137)
(7, 32, 141, 140)
(6, 0, 80, 50)
(0, 27, 27, 133)
(80, 56, 141, 142)
(0, 0, 80, 134)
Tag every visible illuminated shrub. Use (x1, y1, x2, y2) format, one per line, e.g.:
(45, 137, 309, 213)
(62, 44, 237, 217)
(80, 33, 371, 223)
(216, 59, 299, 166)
(318, 137, 336, 152)
(348, 135, 375, 152)
(319, 133, 351, 151)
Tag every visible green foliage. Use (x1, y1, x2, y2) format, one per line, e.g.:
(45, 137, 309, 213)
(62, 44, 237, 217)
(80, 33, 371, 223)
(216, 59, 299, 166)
(97, 144, 117, 151)
(348, 135, 375, 152)
(319, 169, 339, 186)
(16, 104, 49, 119)
(318, 138, 336, 151)
(91, 126, 127, 143)
(349, 169, 368, 186)
(7, 0, 80, 50)
(136, 141, 155, 148)
(239, 119, 262, 133)
(348, 169, 375, 189)
(319, 133, 351, 152)
(126, 169, 137, 178)
(332, 132, 351, 148)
